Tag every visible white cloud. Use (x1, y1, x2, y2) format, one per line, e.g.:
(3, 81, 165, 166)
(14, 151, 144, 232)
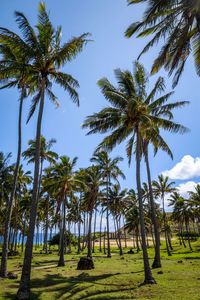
(159, 181, 200, 211)
(162, 155, 200, 180)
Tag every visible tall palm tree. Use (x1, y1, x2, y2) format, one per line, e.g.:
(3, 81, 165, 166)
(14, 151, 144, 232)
(0, 3, 90, 298)
(140, 75, 188, 268)
(125, 0, 200, 87)
(81, 166, 103, 259)
(83, 62, 187, 284)
(0, 26, 38, 277)
(152, 174, 176, 256)
(108, 184, 128, 255)
(43, 156, 78, 266)
(90, 151, 125, 257)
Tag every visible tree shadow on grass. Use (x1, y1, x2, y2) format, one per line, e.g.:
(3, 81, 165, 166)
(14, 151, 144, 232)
(30, 271, 140, 299)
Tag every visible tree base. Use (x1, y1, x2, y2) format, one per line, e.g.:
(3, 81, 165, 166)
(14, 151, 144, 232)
(57, 262, 65, 267)
(17, 286, 30, 300)
(142, 278, 157, 285)
(152, 260, 161, 269)
(7, 272, 18, 279)
(77, 257, 94, 270)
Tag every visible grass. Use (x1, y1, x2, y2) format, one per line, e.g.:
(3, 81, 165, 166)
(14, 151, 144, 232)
(0, 240, 200, 299)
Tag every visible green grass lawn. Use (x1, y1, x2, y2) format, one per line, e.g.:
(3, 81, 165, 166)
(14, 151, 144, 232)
(0, 240, 200, 299)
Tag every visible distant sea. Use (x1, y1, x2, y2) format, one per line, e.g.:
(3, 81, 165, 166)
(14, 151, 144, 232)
(0, 233, 80, 245)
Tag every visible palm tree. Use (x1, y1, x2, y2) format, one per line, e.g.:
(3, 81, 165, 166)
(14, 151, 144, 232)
(0, 3, 90, 297)
(90, 151, 125, 257)
(152, 175, 176, 255)
(81, 166, 103, 259)
(83, 62, 187, 284)
(125, 193, 140, 252)
(108, 184, 128, 255)
(188, 184, 200, 230)
(22, 136, 58, 194)
(43, 156, 78, 266)
(125, 0, 200, 87)
(0, 25, 38, 277)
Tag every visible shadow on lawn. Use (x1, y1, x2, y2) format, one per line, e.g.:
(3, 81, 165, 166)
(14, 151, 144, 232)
(25, 272, 139, 299)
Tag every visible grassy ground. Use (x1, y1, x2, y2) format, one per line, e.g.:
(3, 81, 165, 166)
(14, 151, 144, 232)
(0, 240, 200, 299)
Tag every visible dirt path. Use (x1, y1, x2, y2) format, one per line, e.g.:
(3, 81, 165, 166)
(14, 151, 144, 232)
(12, 260, 79, 275)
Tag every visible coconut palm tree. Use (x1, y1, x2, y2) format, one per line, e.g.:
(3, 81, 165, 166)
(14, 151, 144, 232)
(43, 156, 78, 266)
(90, 151, 125, 257)
(0, 43, 31, 277)
(125, 0, 200, 87)
(81, 166, 103, 259)
(83, 61, 187, 284)
(152, 175, 176, 255)
(0, 3, 90, 297)
(22, 136, 58, 195)
(108, 184, 128, 255)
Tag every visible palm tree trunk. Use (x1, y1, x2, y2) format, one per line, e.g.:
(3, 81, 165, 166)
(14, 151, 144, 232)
(162, 196, 171, 256)
(106, 175, 111, 258)
(17, 79, 45, 300)
(136, 130, 156, 284)
(77, 193, 81, 254)
(136, 228, 140, 252)
(144, 145, 161, 268)
(21, 221, 26, 253)
(99, 208, 103, 252)
(92, 210, 97, 253)
(185, 221, 193, 251)
(44, 198, 49, 254)
(0, 89, 25, 278)
(87, 211, 92, 258)
(117, 217, 123, 255)
(103, 227, 106, 255)
(167, 233, 173, 250)
(58, 199, 66, 266)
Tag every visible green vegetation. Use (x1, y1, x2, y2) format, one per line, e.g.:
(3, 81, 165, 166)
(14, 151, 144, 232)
(0, 241, 200, 299)
(0, 0, 200, 299)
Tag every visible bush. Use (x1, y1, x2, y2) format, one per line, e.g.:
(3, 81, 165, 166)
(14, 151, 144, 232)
(177, 231, 199, 241)
(48, 230, 78, 247)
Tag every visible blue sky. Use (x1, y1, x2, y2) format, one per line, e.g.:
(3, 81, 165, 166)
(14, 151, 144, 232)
(1, 0, 200, 210)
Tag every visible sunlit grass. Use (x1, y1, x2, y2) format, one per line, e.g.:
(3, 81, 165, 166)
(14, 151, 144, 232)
(0, 240, 200, 299)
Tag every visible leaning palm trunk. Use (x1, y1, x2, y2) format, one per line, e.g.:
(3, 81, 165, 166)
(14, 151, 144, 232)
(0, 88, 25, 278)
(136, 130, 156, 284)
(144, 145, 161, 268)
(17, 79, 45, 300)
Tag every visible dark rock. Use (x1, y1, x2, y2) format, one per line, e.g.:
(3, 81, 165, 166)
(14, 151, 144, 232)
(77, 257, 94, 270)
(157, 271, 163, 274)
(127, 249, 135, 254)
(7, 272, 18, 279)
(178, 260, 183, 263)
(8, 250, 19, 257)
